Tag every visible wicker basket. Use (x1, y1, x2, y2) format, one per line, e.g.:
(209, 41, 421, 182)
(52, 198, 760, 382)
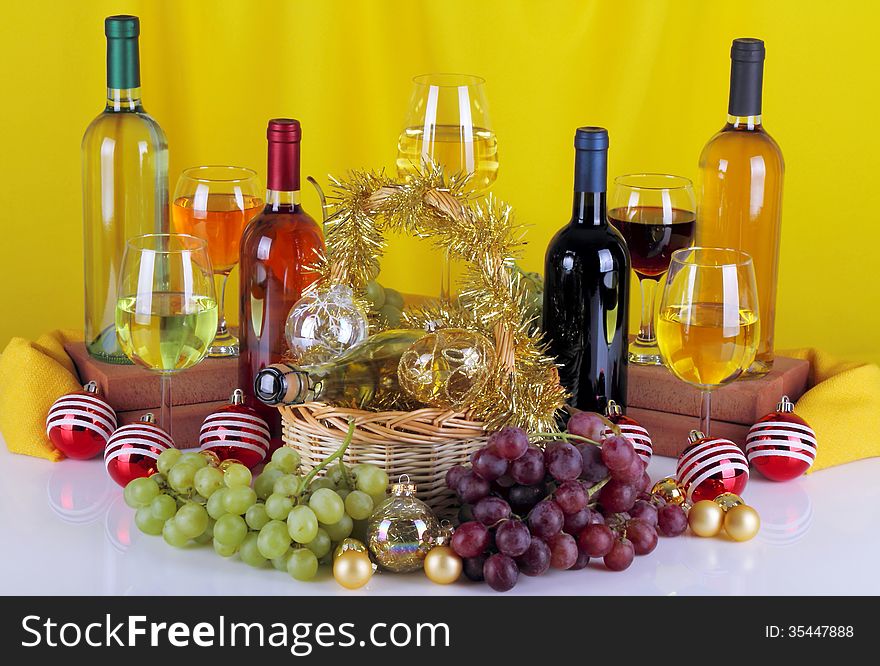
(280, 403, 486, 514)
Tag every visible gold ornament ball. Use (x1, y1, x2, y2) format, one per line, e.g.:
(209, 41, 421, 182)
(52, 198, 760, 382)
(713, 492, 744, 512)
(219, 458, 243, 472)
(199, 450, 221, 467)
(651, 477, 686, 506)
(688, 500, 725, 537)
(724, 504, 761, 542)
(334, 538, 368, 560)
(423, 546, 462, 585)
(333, 551, 373, 589)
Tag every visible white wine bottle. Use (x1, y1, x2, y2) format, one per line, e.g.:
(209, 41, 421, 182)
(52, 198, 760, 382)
(254, 329, 425, 408)
(697, 38, 783, 377)
(83, 15, 169, 363)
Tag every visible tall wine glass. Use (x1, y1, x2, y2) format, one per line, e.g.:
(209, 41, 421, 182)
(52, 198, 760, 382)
(610, 174, 696, 365)
(116, 234, 218, 436)
(657, 247, 759, 435)
(172, 166, 262, 357)
(397, 73, 498, 298)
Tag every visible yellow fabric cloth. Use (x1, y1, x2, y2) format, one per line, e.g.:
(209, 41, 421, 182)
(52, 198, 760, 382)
(782, 349, 880, 471)
(0, 330, 82, 462)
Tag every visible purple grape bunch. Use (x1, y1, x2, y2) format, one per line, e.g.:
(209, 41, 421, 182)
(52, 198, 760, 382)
(446, 414, 687, 592)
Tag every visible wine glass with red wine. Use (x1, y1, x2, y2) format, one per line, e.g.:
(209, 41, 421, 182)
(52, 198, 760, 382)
(609, 174, 696, 365)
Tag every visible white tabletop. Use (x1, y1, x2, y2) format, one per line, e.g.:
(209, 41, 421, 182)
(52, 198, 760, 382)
(1, 437, 877, 596)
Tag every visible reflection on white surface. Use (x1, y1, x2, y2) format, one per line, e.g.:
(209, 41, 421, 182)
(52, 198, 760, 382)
(47, 461, 115, 525)
(3, 441, 880, 596)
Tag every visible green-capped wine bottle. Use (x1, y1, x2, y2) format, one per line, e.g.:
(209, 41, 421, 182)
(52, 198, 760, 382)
(83, 15, 168, 363)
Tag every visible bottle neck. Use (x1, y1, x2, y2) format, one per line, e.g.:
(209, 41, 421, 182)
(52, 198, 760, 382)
(105, 87, 143, 112)
(572, 192, 606, 226)
(107, 35, 140, 90)
(726, 113, 763, 130)
(572, 146, 607, 226)
(267, 139, 301, 193)
(728, 56, 763, 117)
(265, 189, 302, 210)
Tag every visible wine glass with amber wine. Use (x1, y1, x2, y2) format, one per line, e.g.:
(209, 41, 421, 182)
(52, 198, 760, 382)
(610, 174, 696, 365)
(657, 247, 759, 434)
(396, 73, 498, 298)
(116, 234, 218, 435)
(172, 166, 262, 356)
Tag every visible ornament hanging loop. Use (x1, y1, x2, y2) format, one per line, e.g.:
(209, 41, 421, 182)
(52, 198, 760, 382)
(776, 395, 794, 413)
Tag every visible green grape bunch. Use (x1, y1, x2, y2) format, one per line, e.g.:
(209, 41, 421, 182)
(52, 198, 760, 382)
(123, 423, 389, 583)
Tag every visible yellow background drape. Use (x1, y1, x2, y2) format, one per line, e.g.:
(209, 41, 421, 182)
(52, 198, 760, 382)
(0, 0, 877, 364)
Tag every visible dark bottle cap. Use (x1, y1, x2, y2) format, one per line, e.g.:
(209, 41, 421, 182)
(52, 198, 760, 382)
(105, 15, 140, 90)
(573, 126, 609, 193)
(575, 126, 609, 151)
(266, 118, 302, 192)
(731, 38, 765, 62)
(728, 38, 765, 117)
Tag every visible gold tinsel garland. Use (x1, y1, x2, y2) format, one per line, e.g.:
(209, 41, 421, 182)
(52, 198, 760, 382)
(314, 165, 566, 432)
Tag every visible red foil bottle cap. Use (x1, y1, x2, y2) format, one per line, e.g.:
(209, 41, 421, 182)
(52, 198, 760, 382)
(266, 118, 302, 192)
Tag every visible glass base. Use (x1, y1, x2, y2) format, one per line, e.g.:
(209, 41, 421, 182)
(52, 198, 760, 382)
(741, 356, 773, 379)
(628, 339, 663, 366)
(208, 331, 239, 358)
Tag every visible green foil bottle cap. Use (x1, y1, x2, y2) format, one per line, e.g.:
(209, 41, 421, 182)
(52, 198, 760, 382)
(105, 15, 140, 90)
(105, 15, 139, 38)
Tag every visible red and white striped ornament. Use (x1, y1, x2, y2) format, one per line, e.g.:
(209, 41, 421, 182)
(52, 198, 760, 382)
(199, 389, 270, 469)
(46, 381, 117, 459)
(677, 430, 749, 503)
(746, 396, 817, 482)
(104, 413, 174, 487)
(604, 400, 653, 465)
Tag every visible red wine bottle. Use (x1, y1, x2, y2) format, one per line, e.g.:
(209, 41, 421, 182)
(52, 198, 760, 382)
(239, 119, 325, 444)
(542, 127, 631, 413)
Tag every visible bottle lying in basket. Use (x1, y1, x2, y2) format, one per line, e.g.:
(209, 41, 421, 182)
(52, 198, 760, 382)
(254, 329, 424, 408)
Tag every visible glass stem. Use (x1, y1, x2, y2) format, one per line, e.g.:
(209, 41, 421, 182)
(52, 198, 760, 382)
(160, 374, 173, 439)
(637, 277, 658, 343)
(214, 272, 230, 337)
(700, 389, 711, 436)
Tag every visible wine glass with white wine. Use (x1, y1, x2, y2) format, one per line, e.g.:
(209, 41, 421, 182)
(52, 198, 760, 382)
(396, 73, 499, 299)
(116, 234, 218, 436)
(657, 247, 759, 435)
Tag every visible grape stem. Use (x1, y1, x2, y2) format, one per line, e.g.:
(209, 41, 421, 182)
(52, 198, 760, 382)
(295, 420, 356, 498)
(587, 476, 610, 498)
(530, 431, 603, 447)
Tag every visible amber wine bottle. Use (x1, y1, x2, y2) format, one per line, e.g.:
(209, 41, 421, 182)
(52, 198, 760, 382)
(542, 128, 631, 413)
(698, 38, 783, 377)
(83, 15, 168, 363)
(253, 329, 425, 408)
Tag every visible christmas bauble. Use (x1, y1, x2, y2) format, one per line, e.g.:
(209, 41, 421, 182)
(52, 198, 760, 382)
(724, 504, 761, 542)
(423, 523, 462, 584)
(676, 430, 749, 503)
(333, 551, 373, 589)
(398, 328, 494, 410)
(199, 389, 271, 469)
(746, 396, 817, 481)
(285, 284, 369, 365)
(105, 413, 174, 487)
(45, 381, 117, 460)
(688, 500, 725, 537)
(650, 477, 687, 506)
(604, 400, 653, 465)
(713, 492, 745, 512)
(367, 475, 439, 572)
